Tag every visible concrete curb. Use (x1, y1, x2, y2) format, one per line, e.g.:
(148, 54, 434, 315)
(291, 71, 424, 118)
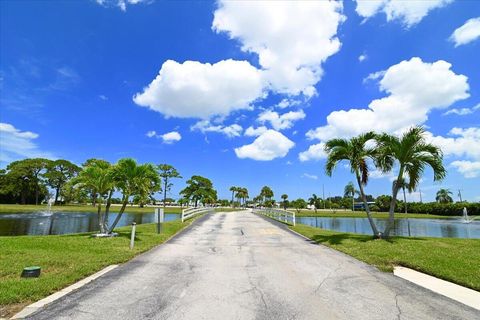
(11, 265, 118, 319)
(394, 266, 480, 311)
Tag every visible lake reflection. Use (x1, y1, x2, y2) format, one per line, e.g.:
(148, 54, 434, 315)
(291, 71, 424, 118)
(0, 211, 180, 236)
(296, 216, 480, 239)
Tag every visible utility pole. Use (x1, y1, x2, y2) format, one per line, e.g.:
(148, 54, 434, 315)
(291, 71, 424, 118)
(458, 189, 463, 202)
(419, 189, 423, 203)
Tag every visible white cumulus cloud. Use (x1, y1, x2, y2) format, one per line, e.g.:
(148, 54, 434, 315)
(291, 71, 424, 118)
(191, 120, 243, 138)
(305, 57, 469, 142)
(258, 110, 306, 131)
(0, 123, 54, 162)
(133, 59, 264, 119)
(298, 143, 327, 162)
(450, 161, 480, 178)
(160, 131, 182, 144)
(213, 0, 344, 97)
(244, 126, 268, 137)
(442, 103, 480, 116)
(235, 130, 294, 161)
(355, 0, 452, 27)
(450, 17, 480, 47)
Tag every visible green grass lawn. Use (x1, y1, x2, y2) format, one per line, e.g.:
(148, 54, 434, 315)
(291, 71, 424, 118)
(293, 209, 453, 219)
(291, 224, 480, 291)
(0, 219, 196, 318)
(0, 204, 183, 214)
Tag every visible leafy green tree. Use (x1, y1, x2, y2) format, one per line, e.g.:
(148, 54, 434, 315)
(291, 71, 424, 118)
(376, 126, 446, 237)
(436, 188, 453, 203)
(281, 194, 288, 210)
(180, 175, 217, 207)
(344, 182, 356, 211)
(291, 198, 307, 214)
(325, 132, 381, 237)
(375, 195, 392, 212)
(45, 159, 80, 204)
(1, 158, 51, 204)
(157, 164, 182, 208)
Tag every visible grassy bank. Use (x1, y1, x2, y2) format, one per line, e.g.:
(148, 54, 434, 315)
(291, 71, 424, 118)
(291, 224, 480, 291)
(293, 209, 452, 219)
(0, 204, 183, 214)
(0, 219, 196, 317)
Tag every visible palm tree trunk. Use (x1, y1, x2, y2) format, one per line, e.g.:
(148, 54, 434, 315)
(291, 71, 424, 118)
(104, 190, 114, 232)
(352, 193, 354, 212)
(97, 202, 104, 234)
(355, 171, 380, 237)
(108, 195, 129, 234)
(384, 167, 404, 237)
(403, 186, 407, 214)
(55, 186, 60, 204)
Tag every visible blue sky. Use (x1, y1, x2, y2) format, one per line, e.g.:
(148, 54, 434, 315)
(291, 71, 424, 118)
(1, 0, 479, 202)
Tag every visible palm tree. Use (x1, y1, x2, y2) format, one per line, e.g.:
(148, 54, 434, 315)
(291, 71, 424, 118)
(108, 159, 160, 234)
(376, 126, 446, 237)
(393, 178, 408, 214)
(229, 186, 237, 207)
(436, 188, 453, 203)
(344, 182, 355, 211)
(308, 194, 320, 213)
(281, 194, 288, 210)
(325, 132, 380, 237)
(73, 161, 113, 233)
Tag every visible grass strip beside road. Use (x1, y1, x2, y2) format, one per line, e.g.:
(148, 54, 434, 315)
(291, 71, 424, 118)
(0, 218, 196, 318)
(0, 204, 183, 214)
(290, 224, 480, 292)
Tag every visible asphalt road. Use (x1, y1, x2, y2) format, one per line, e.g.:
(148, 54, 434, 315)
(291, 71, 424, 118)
(28, 211, 479, 320)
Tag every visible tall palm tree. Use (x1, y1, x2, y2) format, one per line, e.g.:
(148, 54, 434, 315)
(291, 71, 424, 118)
(376, 126, 446, 237)
(281, 194, 288, 210)
(344, 182, 355, 211)
(436, 188, 453, 203)
(108, 159, 160, 234)
(308, 194, 319, 213)
(325, 132, 380, 236)
(229, 186, 237, 207)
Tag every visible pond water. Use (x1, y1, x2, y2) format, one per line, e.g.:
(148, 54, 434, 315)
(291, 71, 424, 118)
(0, 211, 180, 236)
(296, 216, 480, 239)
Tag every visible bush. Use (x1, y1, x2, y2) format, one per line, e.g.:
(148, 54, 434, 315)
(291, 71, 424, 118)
(406, 202, 479, 216)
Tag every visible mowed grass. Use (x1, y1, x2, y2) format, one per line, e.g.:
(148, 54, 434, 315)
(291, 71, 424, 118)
(0, 204, 183, 214)
(293, 209, 452, 219)
(0, 219, 195, 317)
(291, 224, 480, 291)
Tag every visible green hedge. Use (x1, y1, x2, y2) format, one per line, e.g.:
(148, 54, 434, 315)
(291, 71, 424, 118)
(371, 201, 479, 216)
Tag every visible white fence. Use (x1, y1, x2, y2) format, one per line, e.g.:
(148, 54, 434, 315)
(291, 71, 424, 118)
(252, 207, 296, 226)
(181, 206, 214, 222)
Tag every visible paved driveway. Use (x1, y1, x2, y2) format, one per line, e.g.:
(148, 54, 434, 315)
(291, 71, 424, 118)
(28, 211, 479, 319)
